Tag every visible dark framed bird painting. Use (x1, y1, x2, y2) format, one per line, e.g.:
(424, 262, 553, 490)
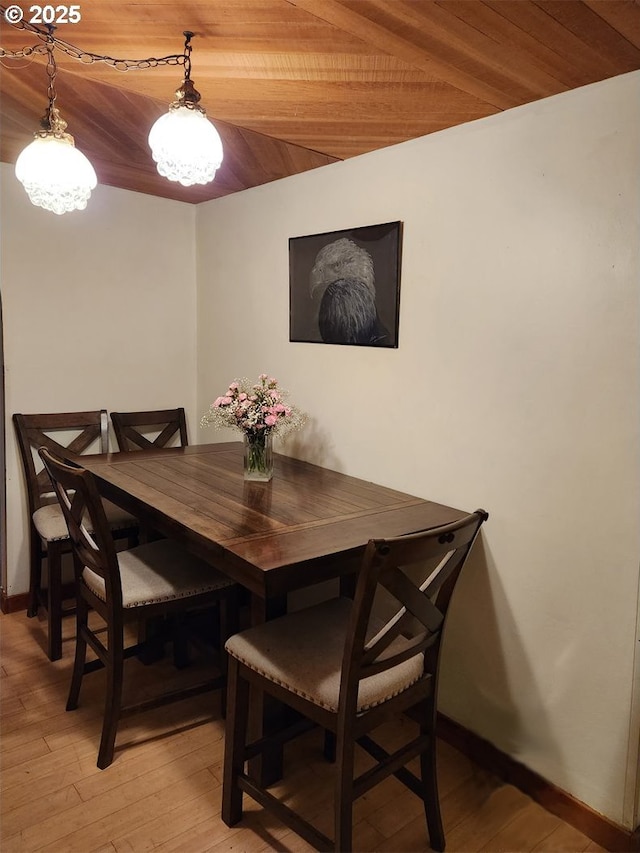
(289, 221, 402, 347)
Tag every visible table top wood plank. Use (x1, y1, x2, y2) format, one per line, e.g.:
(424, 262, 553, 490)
(151, 455, 341, 525)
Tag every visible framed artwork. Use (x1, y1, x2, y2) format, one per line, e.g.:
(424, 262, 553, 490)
(289, 220, 402, 348)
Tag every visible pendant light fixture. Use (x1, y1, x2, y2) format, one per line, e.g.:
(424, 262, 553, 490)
(3, 14, 224, 212)
(14, 28, 97, 215)
(148, 31, 223, 187)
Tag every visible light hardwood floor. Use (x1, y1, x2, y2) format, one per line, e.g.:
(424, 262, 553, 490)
(1, 609, 606, 853)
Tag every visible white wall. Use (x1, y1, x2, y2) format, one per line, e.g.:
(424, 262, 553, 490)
(1, 169, 198, 595)
(196, 73, 640, 826)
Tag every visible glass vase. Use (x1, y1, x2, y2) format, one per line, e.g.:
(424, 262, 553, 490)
(243, 432, 273, 481)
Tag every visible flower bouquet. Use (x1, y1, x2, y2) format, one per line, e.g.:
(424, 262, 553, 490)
(200, 374, 305, 481)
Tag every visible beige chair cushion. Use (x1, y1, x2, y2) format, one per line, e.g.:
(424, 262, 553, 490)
(225, 598, 424, 714)
(82, 539, 234, 608)
(33, 499, 137, 542)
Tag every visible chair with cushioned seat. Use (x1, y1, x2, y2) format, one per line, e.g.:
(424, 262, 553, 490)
(222, 509, 488, 852)
(39, 447, 238, 769)
(111, 407, 188, 452)
(13, 411, 139, 661)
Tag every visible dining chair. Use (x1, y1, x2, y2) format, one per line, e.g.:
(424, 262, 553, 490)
(39, 447, 239, 769)
(222, 508, 489, 852)
(13, 411, 139, 661)
(110, 406, 192, 657)
(111, 407, 188, 452)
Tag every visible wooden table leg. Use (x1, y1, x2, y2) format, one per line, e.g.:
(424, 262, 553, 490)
(340, 572, 357, 600)
(247, 592, 287, 786)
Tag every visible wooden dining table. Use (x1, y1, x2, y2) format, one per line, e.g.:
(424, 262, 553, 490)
(77, 441, 469, 780)
(78, 441, 468, 610)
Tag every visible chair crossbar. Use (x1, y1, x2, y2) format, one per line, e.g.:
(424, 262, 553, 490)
(33, 426, 101, 456)
(60, 599, 76, 618)
(243, 717, 317, 762)
(82, 658, 105, 676)
(361, 631, 437, 678)
(427, 552, 467, 602)
(238, 773, 333, 852)
(121, 426, 161, 449)
(79, 635, 145, 673)
(119, 676, 223, 719)
(83, 629, 110, 667)
(353, 732, 431, 800)
(381, 566, 445, 632)
(357, 733, 426, 798)
(153, 422, 181, 446)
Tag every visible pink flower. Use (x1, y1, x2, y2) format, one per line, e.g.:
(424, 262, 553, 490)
(201, 373, 304, 439)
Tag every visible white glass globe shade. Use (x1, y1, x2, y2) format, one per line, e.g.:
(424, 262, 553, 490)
(15, 134, 97, 215)
(148, 106, 223, 187)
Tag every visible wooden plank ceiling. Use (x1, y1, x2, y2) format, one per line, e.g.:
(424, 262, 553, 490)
(1, 0, 640, 204)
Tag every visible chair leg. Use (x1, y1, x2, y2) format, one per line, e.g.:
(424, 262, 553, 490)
(220, 588, 240, 649)
(46, 541, 65, 661)
(219, 589, 239, 719)
(420, 700, 445, 852)
(97, 621, 124, 770)
(420, 743, 445, 851)
(137, 616, 166, 664)
(222, 658, 250, 827)
(323, 730, 337, 762)
(334, 728, 355, 852)
(66, 597, 89, 712)
(171, 613, 191, 670)
(27, 527, 42, 618)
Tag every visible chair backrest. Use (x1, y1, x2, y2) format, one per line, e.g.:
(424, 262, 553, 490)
(38, 447, 122, 607)
(13, 411, 109, 515)
(340, 509, 489, 714)
(111, 408, 188, 452)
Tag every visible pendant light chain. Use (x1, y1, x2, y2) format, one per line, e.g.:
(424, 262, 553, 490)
(0, 8, 187, 71)
(45, 32, 56, 106)
(183, 31, 193, 80)
(41, 28, 66, 137)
